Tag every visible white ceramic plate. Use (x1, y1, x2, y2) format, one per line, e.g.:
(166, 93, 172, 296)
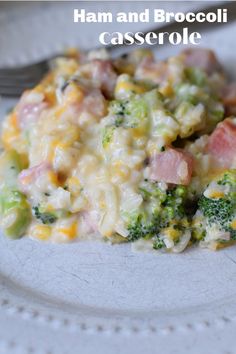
(0, 2, 236, 354)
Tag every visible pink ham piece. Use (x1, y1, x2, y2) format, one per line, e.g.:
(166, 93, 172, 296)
(64, 84, 107, 120)
(150, 148, 194, 185)
(207, 118, 236, 168)
(18, 161, 51, 194)
(80, 210, 99, 234)
(182, 48, 222, 75)
(135, 57, 168, 85)
(80, 88, 107, 118)
(16, 91, 47, 129)
(221, 83, 236, 115)
(77, 59, 117, 98)
(91, 60, 117, 98)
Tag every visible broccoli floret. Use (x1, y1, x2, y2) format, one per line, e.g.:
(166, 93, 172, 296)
(185, 67, 207, 87)
(109, 97, 148, 129)
(109, 100, 127, 127)
(127, 214, 147, 242)
(217, 170, 236, 187)
(191, 219, 206, 241)
(108, 89, 163, 130)
(126, 181, 190, 249)
(172, 71, 224, 135)
(198, 196, 236, 241)
(139, 180, 166, 203)
(162, 186, 188, 220)
(197, 170, 236, 241)
(32, 206, 57, 225)
(229, 229, 236, 240)
(153, 237, 165, 250)
(0, 189, 31, 239)
(127, 213, 160, 242)
(199, 197, 234, 226)
(102, 126, 115, 148)
(0, 150, 31, 239)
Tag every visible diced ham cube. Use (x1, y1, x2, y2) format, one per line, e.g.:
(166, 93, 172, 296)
(81, 89, 107, 118)
(77, 59, 117, 98)
(150, 148, 194, 185)
(135, 57, 168, 85)
(182, 48, 222, 75)
(91, 59, 117, 98)
(64, 84, 107, 120)
(221, 83, 236, 115)
(207, 118, 236, 168)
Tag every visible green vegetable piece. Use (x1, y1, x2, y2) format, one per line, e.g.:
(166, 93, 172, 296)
(0, 150, 31, 239)
(198, 170, 236, 241)
(0, 189, 31, 239)
(109, 89, 163, 131)
(109, 100, 126, 127)
(126, 181, 190, 245)
(185, 67, 207, 87)
(153, 237, 165, 250)
(192, 226, 206, 241)
(199, 197, 234, 226)
(127, 213, 160, 242)
(32, 205, 58, 225)
(217, 170, 236, 187)
(102, 126, 115, 148)
(0, 150, 23, 190)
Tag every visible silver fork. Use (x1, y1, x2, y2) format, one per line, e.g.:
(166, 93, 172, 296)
(0, 60, 50, 96)
(0, 1, 235, 97)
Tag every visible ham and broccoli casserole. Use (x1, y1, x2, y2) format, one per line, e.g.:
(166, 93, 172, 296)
(0, 47, 236, 252)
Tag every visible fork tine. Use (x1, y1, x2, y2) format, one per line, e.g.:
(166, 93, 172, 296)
(0, 70, 47, 81)
(0, 67, 39, 77)
(0, 86, 29, 97)
(0, 75, 42, 90)
(0, 82, 36, 90)
(0, 76, 40, 86)
(0, 71, 40, 80)
(0, 60, 50, 96)
(0, 81, 39, 96)
(0, 61, 49, 95)
(0, 60, 49, 78)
